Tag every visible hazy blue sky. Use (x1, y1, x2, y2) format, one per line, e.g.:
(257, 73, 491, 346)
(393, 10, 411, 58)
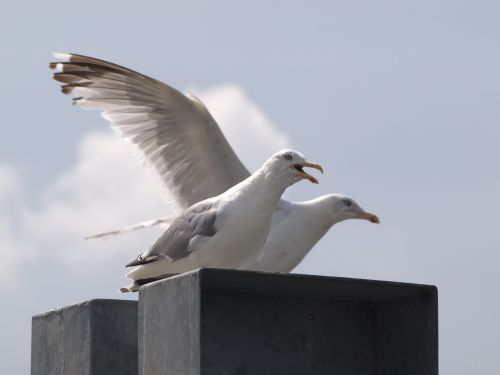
(1, 1, 499, 373)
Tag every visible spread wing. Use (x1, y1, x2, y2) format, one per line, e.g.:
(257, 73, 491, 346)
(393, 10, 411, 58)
(50, 53, 250, 208)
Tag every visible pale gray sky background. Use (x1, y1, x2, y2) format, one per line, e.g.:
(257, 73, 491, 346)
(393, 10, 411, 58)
(1, 1, 499, 373)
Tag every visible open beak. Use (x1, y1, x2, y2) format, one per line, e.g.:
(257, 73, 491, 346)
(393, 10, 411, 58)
(290, 162, 324, 184)
(359, 212, 380, 224)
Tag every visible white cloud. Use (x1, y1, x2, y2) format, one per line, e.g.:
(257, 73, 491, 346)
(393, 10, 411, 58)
(0, 164, 18, 199)
(0, 84, 290, 291)
(194, 84, 291, 171)
(0, 164, 33, 288)
(23, 131, 167, 264)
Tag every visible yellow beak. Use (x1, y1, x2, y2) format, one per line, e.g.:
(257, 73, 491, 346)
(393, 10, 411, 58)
(360, 212, 380, 224)
(290, 162, 324, 184)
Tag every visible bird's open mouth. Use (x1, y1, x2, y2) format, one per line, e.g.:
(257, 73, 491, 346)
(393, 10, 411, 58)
(290, 162, 323, 184)
(293, 165, 305, 173)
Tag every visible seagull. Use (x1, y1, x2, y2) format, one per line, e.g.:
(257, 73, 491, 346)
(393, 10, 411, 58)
(50, 53, 379, 275)
(243, 194, 379, 273)
(121, 149, 323, 292)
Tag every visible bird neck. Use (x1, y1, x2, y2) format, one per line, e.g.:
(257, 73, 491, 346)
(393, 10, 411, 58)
(249, 166, 290, 200)
(301, 196, 340, 228)
(277, 199, 335, 252)
(223, 166, 289, 206)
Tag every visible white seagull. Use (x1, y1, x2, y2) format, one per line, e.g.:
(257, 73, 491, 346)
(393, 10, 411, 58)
(50, 53, 379, 275)
(122, 149, 322, 292)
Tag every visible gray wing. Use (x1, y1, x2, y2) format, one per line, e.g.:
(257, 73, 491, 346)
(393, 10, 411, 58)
(50, 53, 250, 208)
(125, 202, 217, 267)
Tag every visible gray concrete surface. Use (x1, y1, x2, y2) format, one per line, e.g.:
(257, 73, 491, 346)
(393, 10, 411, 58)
(31, 299, 137, 375)
(139, 269, 438, 375)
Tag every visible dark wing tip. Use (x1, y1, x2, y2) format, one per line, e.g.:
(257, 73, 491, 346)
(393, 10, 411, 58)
(61, 85, 72, 94)
(125, 254, 162, 267)
(125, 256, 144, 267)
(61, 82, 92, 95)
(125, 259, 142, 267)
(72, 96, 83, 105)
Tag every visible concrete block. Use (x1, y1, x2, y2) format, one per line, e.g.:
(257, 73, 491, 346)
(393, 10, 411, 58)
(31, 299, 137, 375)
(139, 269, 438, 375)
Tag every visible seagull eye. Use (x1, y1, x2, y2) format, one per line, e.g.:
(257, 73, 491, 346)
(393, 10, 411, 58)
(283, 153, 293, 161)
(343, 199, 352, 207)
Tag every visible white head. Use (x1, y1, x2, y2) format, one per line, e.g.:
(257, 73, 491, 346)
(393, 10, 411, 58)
(323, 194, 379, 224)
(262, 149, 324, 186)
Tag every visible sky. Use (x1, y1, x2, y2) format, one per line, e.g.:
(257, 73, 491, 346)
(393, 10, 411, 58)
(1, 1, 499, 373)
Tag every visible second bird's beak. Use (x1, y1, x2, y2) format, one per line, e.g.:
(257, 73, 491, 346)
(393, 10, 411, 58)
(290, 162, 324, 184)
(360, 212, 380, 224)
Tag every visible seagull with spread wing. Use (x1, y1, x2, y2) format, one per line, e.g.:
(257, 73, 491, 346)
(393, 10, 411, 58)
(122, 149, 322, 292)
(50, 53, 379, 276)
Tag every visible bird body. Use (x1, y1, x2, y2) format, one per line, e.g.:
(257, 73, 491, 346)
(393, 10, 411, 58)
(241, 198, 333, 272)
(242, 194, 378, 272)
(121, 149, 323, 291)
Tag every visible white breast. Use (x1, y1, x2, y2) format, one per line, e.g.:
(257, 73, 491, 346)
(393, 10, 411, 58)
(188, 195, 276, 268)
(241, 202, 332, 273)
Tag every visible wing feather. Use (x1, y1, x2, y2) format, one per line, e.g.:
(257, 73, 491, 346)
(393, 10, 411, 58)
(51, 52, 250, 208)
(127, 201, 218, 266)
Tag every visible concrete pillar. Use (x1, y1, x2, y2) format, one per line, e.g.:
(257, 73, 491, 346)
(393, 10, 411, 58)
(31, 299, 137, 375)
(138, 269, 438, 375)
